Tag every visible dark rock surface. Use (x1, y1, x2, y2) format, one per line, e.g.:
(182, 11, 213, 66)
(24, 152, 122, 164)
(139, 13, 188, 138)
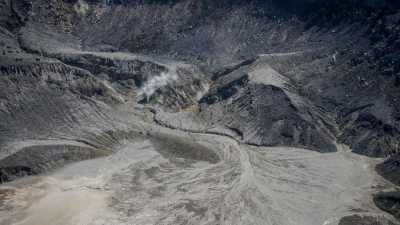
(0, 143, 107, 183)
(198, 55, 338, 151)
(339, 214, 398, 225)
(377, 155, 400, 186)
(374, 190, 400, 220)
(375, 155, 400, 221)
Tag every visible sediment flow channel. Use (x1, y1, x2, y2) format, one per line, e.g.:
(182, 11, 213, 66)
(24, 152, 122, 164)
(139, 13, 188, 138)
(0, 126, 390, 225)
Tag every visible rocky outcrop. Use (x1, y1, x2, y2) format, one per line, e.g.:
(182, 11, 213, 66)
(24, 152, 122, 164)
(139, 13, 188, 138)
(374, 190, 400, 221)
(377, 155, 400, 186)
(0, 17, 209, 183)
(4, 0, 399, 156)
(235, 49, 400, 157)
(0, 143, 106, 183)
(1, 0, 399, 161)
(198, 55, 338, 151)
(339, 214, 398, 225)
(374, 154, 400, 220)
(56, 51, 209, 111)
(0, 0, 31, 31)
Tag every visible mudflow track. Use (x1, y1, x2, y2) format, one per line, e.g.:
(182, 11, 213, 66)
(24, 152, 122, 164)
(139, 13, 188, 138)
(0, 119, 393, 225)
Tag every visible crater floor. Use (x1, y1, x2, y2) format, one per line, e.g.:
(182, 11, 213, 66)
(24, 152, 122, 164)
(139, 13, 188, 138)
(0, 124, 394, 225)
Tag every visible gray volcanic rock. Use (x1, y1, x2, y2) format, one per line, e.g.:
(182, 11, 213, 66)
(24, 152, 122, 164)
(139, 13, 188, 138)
(0, 9, 209, 183)
(17, 21, 209, 111)
(232, 48, 400, 157)
(374, 190, 400, 220)
(377, 155, 400, 186)
(375, 154, 400, 220)
(0, 0, 30, 30)
(199, 55, 338, 151)
(0, 46, 208, 181)
(0, 143, 106, 183)
(0, 0, 400, 224)
(4, 0, 399, 155)
(56, 51, 210, 111)
(0, 52, 123, 142)
(339, 214, 398, 225)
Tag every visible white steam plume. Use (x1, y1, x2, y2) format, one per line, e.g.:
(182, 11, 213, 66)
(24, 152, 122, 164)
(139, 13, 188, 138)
(138, 71, 179, 99)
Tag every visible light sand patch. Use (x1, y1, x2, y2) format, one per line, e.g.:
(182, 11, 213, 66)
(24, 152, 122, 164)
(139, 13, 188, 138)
(0, 176, 110, 225)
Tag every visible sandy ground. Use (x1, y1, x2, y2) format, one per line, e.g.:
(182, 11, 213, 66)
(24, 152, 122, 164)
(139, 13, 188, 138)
(0, 128, 395, 225)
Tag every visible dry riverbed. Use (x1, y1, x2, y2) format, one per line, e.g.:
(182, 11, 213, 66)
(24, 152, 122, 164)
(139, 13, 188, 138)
(0, 128, 397, 225)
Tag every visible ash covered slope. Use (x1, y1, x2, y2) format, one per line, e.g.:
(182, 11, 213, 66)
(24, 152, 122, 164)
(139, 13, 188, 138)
(0, 0, 400, 224)
(57, 0, 400, 157)
(0, 0, 210, 183)
(0, 0, 399, 181)
(198, 54, 338, 151)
